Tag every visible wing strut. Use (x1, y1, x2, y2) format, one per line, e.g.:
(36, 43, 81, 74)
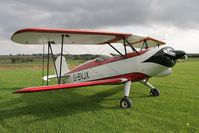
(108, 38, 140, 58)
(140, 40, 148, 50)
(58, 35, 64, 84)
(124, 38, 139, 55)
(45, 41, 60, 86)
(108, 43, 124, 57)
(123, 38, 128, 58)
(42, 43, 45, 86)
(46, 42, 50, 86)
(42, 35, 67, 85)
(48, 41, 59, 83)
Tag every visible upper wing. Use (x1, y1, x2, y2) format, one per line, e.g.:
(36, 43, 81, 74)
(11, 28, 165, 48)
(116, 34, 165, 48)
(11, 28, 132, 45)
(127, 36, 166, 48)
(15, 78, 127, 93)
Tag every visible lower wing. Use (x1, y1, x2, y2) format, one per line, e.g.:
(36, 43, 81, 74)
(15, 78, 128, 93)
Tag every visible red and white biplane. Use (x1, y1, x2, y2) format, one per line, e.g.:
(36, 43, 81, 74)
(11, 28, 185, 108)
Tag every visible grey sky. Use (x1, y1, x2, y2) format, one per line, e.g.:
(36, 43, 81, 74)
(0, 0, 199, 54)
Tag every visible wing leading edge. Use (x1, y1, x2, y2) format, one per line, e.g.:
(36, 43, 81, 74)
(11, 28, 132, 45)
(15, 78, 128, 93)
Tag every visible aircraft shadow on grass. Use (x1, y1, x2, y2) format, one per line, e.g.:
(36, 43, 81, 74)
(0, 85, 149, 123)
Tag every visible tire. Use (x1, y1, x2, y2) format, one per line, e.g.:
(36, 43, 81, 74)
(120, 96, 132, 108)
(150, 88, 160, 96)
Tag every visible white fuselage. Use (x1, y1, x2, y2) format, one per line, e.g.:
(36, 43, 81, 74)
(64, 46, 172, 83)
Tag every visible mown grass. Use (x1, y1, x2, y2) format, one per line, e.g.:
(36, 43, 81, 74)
(0, 59, 198, 132)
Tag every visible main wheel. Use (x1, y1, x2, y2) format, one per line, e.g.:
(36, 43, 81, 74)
(120, 96, 132, 108)
(150, 88, 160, 96)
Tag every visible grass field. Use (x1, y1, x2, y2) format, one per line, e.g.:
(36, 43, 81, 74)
(0, 58, 199, 132)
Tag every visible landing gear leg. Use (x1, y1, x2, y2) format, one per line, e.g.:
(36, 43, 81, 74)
(139, 79, 160, 96)
(120, 81, 132, 108)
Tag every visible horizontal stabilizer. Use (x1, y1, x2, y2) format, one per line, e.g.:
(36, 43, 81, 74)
(15, 78, 128, 93)
(43, 55, 69, 81)
(43, 75, 57, 81)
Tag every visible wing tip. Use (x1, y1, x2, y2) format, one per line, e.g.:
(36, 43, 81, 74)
(14, 89, 28, 93)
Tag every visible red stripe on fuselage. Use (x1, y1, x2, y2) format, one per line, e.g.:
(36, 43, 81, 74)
(98, 72, 149, 82)
(69, 50, 148, 73)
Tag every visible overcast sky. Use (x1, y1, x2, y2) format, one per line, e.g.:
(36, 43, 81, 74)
(0, 0, 199, 55)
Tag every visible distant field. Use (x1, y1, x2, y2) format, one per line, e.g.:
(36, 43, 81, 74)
(0, 58, 198, 132)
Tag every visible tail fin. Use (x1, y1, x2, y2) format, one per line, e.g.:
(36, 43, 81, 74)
(43, 55, 70, 81)
(55, 55, 70, 76)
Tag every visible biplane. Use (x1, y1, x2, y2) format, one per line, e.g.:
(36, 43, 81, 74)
(11, 28, 185, 108)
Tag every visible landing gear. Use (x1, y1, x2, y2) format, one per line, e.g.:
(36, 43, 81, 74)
(119, 80, 160, 108)
(120, 81, 132, 109)
(139, 79, 160, 96)
(120, 96, 132, 108)
(150, 88, 160, 96)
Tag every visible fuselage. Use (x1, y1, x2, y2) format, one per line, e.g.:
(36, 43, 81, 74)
(63, 46, 184, 83)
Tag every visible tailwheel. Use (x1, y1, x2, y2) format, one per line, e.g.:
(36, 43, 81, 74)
(150, 88, 160, 96)
(120, 96, 132, 108)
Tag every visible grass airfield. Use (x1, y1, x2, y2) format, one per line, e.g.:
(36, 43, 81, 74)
(0, 58, 199, 132)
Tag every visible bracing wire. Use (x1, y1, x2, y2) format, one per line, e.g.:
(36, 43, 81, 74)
(42, 43, 45, 86)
